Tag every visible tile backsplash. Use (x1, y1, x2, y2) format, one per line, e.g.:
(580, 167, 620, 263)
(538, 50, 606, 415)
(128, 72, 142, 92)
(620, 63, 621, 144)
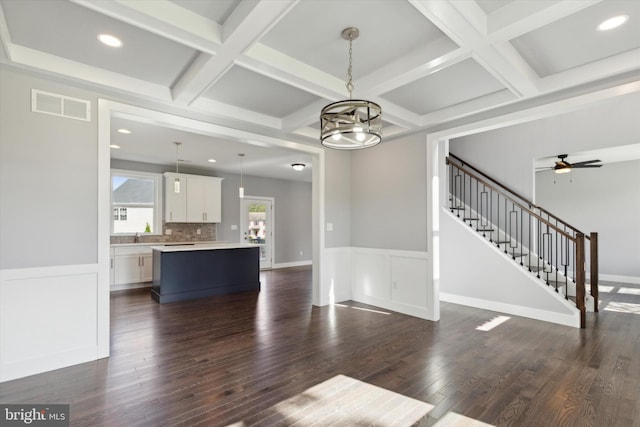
(110, 222, 217, 244)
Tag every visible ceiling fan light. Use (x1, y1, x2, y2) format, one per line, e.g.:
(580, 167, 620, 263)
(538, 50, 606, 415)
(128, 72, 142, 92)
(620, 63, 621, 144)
(555, 167, 571, 174)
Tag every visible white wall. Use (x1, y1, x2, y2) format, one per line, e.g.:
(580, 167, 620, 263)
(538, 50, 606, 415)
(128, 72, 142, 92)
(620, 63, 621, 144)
(440, 210, 580, 327)
(536, 159, 640, 280)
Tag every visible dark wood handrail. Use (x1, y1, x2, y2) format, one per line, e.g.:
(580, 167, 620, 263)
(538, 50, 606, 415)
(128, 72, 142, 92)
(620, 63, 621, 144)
(447, 156, 575, 241)
(448, 153, 590, 239)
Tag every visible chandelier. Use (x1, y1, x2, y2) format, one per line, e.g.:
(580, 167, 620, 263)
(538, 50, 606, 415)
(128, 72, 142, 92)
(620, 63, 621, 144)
(320, 27, 382, 150)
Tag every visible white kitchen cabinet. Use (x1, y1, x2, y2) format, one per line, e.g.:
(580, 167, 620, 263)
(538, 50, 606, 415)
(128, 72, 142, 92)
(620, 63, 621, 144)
(112, 245, 153, 286)
(164, 172, 187, 222)
(164, 172, 222, 223)
(186, 176, 222, 223)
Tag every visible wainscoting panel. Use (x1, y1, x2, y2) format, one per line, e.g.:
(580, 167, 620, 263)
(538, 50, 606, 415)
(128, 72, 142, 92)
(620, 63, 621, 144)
(351, 248, 431, 320)
(321, 248, 351, 304)
(0, 264, 99, 382)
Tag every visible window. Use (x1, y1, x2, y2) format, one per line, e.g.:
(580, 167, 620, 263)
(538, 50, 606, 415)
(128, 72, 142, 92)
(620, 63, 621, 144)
(111, 170, 162, 235)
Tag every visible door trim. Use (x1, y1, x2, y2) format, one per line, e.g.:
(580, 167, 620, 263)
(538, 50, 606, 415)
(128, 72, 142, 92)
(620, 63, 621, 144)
(241, 196, 274, 270)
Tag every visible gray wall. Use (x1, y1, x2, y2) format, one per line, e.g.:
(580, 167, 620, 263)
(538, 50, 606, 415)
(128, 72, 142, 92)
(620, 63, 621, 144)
(536, 159, 640, 278)
(449, 92, 640, 279)
(350, 133, 428, 251)
(0, 67, 98, 269)
(324, 149, 351, 248)
(216, 171, 312, 264)
(111, 159, 312, 265)
(450, 92, 640, 201)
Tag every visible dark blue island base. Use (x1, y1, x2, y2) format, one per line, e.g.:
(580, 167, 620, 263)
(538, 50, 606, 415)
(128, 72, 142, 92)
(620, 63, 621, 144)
(151, 245, 261, 303)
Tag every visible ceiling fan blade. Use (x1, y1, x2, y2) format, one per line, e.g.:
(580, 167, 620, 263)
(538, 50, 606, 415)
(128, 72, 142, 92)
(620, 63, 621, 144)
(571, 159, 602, 167)
(573, 164, 602, 168)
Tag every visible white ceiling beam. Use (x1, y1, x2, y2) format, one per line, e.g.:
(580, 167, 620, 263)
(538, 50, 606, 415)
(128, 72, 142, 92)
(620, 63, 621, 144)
(409, 0, 539, 98)
(8, 45, 172, 101)
(240, 43, 345, 99)
(538, 48, 640, 94)
(0, 3, 14, 61)
(358, 41, 469, 96)
(487, 0, 603, 41)
(421, 89, 517, 128)
(190, 97, 282, 130)
(171, 0, 299, 106)
(71, 0, 222, 53)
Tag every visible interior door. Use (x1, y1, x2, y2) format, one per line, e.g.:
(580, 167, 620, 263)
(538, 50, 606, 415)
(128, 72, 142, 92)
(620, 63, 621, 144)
(241, 197, 273, 269)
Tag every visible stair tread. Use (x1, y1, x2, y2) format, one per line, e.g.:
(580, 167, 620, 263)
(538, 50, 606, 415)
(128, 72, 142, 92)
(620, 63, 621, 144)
(450, 206, 465, 210)
(463, 217, 479, 221)
(510, 252, 528, 257)
(476, 228, 494, 232)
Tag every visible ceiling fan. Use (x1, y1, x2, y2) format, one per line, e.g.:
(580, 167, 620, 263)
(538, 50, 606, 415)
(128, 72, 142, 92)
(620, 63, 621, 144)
(537, 154, 603, 174)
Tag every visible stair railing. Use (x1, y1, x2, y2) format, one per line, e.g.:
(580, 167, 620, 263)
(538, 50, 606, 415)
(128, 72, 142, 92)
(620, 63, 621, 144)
(447, 154, 599, 327)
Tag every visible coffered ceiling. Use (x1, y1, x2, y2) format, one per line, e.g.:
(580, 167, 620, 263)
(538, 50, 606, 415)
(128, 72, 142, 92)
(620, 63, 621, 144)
(1, 0, 638, 180)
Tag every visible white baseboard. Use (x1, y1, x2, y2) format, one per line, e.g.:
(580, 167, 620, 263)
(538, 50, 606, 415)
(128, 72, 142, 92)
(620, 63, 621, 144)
(440, 292, 581, 328)
(271, 260, 312, 269)
(600, 274, 640, 285)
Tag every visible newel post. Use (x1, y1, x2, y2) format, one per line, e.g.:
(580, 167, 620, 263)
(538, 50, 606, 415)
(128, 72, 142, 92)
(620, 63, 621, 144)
(576, 233, 586, 328)
(590, 232, 599, 312)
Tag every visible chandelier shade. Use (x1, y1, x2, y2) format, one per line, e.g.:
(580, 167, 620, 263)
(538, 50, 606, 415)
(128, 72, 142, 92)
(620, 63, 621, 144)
(320, 27, 382, 150)
(320, 99, 382, 149)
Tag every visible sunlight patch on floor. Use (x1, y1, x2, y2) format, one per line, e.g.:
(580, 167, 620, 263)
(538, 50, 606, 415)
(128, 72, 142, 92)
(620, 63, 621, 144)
(597, 285, 615, 293)
(334, 303, 391, 315)
(435, 411, 495, 426)
(476, 315, 511, 331)
(618, 287, 640, 296)
(602, 301, 640, 314)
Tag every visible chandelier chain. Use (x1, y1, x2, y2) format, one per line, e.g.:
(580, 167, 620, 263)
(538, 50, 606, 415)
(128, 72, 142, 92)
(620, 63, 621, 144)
(346, 37, 354, 98)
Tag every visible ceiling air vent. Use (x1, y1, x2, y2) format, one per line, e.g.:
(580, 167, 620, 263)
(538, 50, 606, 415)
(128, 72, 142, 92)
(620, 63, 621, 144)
(31, 89, 91, 122)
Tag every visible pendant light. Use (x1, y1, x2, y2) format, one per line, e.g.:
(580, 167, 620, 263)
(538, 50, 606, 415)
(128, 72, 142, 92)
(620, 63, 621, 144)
(173, 141, 182, 193)
(238, 153, 245, 198)
(320, 27, 382, 150)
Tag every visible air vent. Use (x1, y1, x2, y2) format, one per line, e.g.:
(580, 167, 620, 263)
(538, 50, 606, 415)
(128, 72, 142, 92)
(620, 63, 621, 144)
(31, 89, 91, 122)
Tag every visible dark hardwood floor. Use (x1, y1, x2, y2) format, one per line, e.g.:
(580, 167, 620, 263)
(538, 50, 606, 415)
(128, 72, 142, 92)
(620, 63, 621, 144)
(2, 267, 639, 426)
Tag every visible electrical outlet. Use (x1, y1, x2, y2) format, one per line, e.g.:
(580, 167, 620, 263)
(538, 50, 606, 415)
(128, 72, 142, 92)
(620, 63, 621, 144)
(196, 229, 201, 235)
(231, 224, 238, 230)
(165, 229, 172, 235)
(299, 250, 303, 256)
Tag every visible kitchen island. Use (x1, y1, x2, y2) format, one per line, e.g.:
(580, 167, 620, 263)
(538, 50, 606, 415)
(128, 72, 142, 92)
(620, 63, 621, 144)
(150, 243, 260, 303)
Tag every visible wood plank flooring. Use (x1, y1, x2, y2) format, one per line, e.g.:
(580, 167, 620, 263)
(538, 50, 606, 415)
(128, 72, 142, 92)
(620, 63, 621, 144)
(1, 266, 639, 426)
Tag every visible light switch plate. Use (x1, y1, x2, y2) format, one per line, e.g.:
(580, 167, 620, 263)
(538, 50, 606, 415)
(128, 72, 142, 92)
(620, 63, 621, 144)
(326, 223, 334, 232)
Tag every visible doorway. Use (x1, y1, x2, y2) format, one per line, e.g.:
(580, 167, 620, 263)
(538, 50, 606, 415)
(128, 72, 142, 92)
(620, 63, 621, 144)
(241, 196, 274, 269)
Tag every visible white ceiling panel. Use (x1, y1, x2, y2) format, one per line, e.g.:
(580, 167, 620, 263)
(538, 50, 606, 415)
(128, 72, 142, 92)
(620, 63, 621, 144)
(511, 0, 640, 77)
(1, 0, 637, 181)
(110, 117, 313, 182)
(1, 0, 198, 86)
(168, 0, 240, 25)
(202, 65, 322, 118)
(380, 58, 510, 115)
(260, 0, 452, 79)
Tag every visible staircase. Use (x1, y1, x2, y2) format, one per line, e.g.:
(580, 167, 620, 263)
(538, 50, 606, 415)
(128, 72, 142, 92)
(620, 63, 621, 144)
(446, 154, 599, 328)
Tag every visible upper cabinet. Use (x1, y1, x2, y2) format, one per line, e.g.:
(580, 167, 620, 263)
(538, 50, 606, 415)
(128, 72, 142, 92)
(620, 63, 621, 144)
(164, 173, 223, 223)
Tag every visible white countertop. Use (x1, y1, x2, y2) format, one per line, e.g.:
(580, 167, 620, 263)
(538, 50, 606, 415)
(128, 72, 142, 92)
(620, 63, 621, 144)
(111, 241, 219, 247)
(151, 243, 256, 253)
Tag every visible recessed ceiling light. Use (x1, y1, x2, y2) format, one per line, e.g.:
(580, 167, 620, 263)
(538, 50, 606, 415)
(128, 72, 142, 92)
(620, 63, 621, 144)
(208, 158, 217, 163)
(110, 144, 120, 149)
(98, 33, 122, 47)
(117, 128, 131, 134)
(597, 15, 629, 31)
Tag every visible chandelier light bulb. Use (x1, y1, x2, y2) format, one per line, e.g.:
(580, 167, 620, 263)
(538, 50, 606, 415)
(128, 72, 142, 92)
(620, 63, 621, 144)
(332, 133, 342, 141)
(355, 132, 365, 142)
